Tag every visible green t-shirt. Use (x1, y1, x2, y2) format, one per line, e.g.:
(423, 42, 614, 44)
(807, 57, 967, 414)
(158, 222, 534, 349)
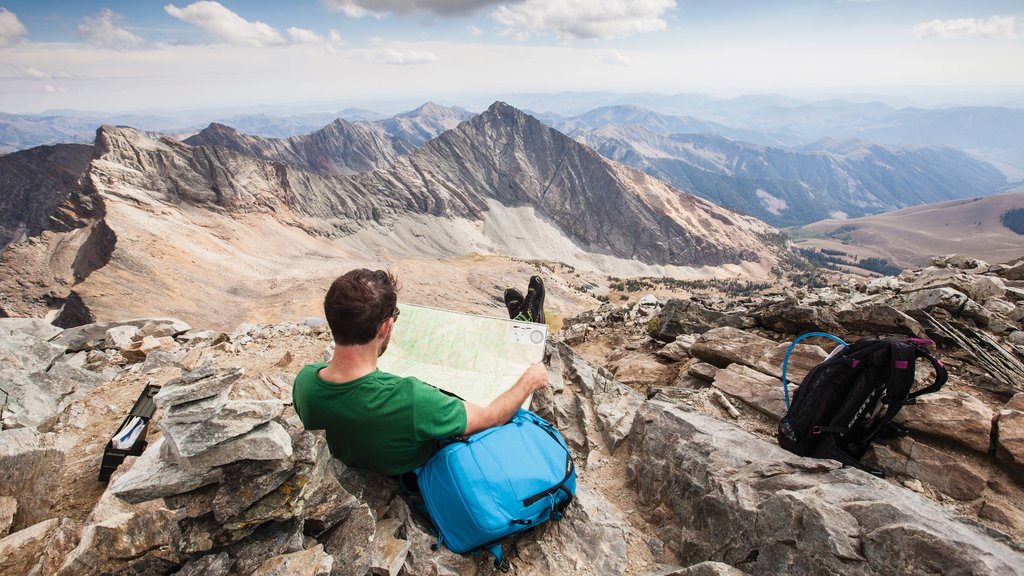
(292, 362, 467, 476)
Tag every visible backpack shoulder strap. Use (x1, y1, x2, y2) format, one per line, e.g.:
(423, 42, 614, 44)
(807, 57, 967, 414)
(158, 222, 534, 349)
(906, 344, 948, 402)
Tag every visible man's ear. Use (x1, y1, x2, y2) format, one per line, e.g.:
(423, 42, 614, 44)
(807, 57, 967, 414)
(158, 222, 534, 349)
(377, 318, 393, 338)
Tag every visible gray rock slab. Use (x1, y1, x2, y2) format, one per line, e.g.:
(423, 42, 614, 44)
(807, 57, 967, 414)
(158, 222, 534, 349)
(0, 496, 16, 538)
(386, 496, 481, 576)
(55, 509, 175, 576)
(711, 364, 789, 419)
(52, 318, 190, 352)
(249, 544, 333, 576)
(515, 484, 630, 576)
(995, 408, 1024, 480)
(109, 437, 223, 504)
(553, 341, 645, 451)
(690, 327, 828, 383)
(754, 298, 842, 334)
(836, 305, 925, 337)
(0, 517, 82, 576)
(161, 387, 231, 425)
(0, 428, 65, 532)
(173, 552, 234, 576)
(152, 365, 239, 409)
(183, 420, 292, 469)
(649, 298, 746, 343)
(365, 518, 410, 576)
(895, 390, 995, 454)
(0, 318, 63, 342)
(629, 401, 1024, 575)
(897, 287, 990, 327)
(0, 317, 64, 373)
(161, 399, 283, 458)
(607, 350, 671, 387)
(225, 518, 306, 575)
(104, 325, 139, 349)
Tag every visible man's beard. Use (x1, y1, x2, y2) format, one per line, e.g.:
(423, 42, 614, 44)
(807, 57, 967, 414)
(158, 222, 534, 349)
(378, 332, 391, 357)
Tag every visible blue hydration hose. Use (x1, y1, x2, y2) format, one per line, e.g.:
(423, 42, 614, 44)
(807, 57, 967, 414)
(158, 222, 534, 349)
(781, 332, 847, 409)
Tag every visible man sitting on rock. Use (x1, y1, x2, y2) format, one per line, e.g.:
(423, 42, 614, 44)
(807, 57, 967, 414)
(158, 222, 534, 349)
(292, 268, 548, 476)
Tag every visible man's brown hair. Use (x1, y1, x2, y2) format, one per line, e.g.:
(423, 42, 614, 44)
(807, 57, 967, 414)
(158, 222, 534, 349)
(324, 269, 399, 345)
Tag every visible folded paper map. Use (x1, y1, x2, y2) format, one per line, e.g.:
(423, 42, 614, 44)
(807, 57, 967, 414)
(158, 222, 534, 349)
(378, 303, 548, 408)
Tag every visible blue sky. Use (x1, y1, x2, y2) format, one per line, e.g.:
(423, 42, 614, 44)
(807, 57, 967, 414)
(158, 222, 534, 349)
(0, 0, 1021, 113)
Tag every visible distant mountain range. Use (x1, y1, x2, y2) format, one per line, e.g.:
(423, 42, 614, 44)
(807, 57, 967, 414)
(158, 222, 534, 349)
(569, 121, 1006, 227)
(0, 102, 786, 324)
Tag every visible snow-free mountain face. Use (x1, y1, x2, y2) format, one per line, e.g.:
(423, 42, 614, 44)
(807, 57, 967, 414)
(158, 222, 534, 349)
(574, 125, 1007, 227)
(0, 101, 788, 326)
(360, 101, 475, 148)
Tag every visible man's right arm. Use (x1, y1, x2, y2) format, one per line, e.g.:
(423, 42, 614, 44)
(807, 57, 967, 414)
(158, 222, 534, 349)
(462, 362, 548, 435)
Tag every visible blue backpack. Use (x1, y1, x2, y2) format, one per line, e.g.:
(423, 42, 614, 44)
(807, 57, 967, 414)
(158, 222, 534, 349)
(417, 408, 576, 572)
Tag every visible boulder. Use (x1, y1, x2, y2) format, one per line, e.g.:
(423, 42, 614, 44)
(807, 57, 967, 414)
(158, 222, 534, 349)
(152, 362, 238, 408)
(0, 497, 15, 538)
(0, 517, 83, 576)
(110, 437, 223, 504)
(174, 552, 234, 576)
(249, 544, 333, 576)
(649, 299, 746, 343)
(655, 335, 695, 361)
(835, 305, 925, 337)
(865, 438, 988, 501)
(995, 408, 1024, 480)
(103, 324, 139, 350)
(120, 335, 178, 362)
(607, 350, 672, 388)
(628, 401, 1024, 575)
(865, 276, 901, 294)
(984, 298, 1017, 316)
(161, 399, 285, 458)
(896, 287, 990, 327)
(895, 391, 995, 454)
(515, 485, 630, 576)
(0, 428, 65, 532)
(753, 298, 841, 334)
(690, 327, 828, 384)
(52, 318, 190, 352)
(56, 509, 177, 575)
(711, 364, 789, 419)
(553, 342, 645, 452)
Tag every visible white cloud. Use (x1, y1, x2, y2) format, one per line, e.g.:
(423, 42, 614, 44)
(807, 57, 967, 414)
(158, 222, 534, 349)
(0, 8, 28, 47)
(493, 0, 676, 41)
(372, 47, 439, 64)
(77, 9, 147, 50)
(913, 16, 1017, 40)
(288, 27, 325, 44)
(322, 0, 513, 18)
(164, 1, 287, 47)
(466, 25, 483, 36)
(602, 50, 631, 66)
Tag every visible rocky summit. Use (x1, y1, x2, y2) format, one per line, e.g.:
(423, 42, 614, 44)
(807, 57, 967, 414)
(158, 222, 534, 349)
(1, 254, 1023, 575)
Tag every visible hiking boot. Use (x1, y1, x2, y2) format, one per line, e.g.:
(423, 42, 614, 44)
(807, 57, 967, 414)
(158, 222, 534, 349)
(523, 275, 546, 325)
(504, 287, 525, 320)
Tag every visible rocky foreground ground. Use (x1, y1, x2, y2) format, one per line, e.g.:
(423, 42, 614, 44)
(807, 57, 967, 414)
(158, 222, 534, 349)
(1, 254, 1024, 575)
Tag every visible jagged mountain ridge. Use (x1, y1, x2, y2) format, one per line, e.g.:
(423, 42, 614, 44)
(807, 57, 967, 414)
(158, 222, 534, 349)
(101, 101, 782, 268)
(0, 101, 785, 326)
(574, 125, 1007, 227)
(361, 101, 474, 148)
(0, 144, 96, 251)
(184, 118, 415, 176)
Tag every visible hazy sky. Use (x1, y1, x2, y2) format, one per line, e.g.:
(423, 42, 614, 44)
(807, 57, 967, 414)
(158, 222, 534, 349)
(0, 0, 1021, 113)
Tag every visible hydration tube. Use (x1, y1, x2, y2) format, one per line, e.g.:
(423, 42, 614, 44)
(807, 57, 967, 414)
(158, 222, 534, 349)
(781, 332, 847, 409)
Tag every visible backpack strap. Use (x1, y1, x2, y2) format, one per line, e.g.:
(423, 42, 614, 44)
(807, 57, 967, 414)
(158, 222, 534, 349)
(781, 332, 848, 410)
(906, 345, 948, 402)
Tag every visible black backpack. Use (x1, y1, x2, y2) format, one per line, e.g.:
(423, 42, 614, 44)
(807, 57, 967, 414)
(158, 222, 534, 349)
(777, 334, 948, 475)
